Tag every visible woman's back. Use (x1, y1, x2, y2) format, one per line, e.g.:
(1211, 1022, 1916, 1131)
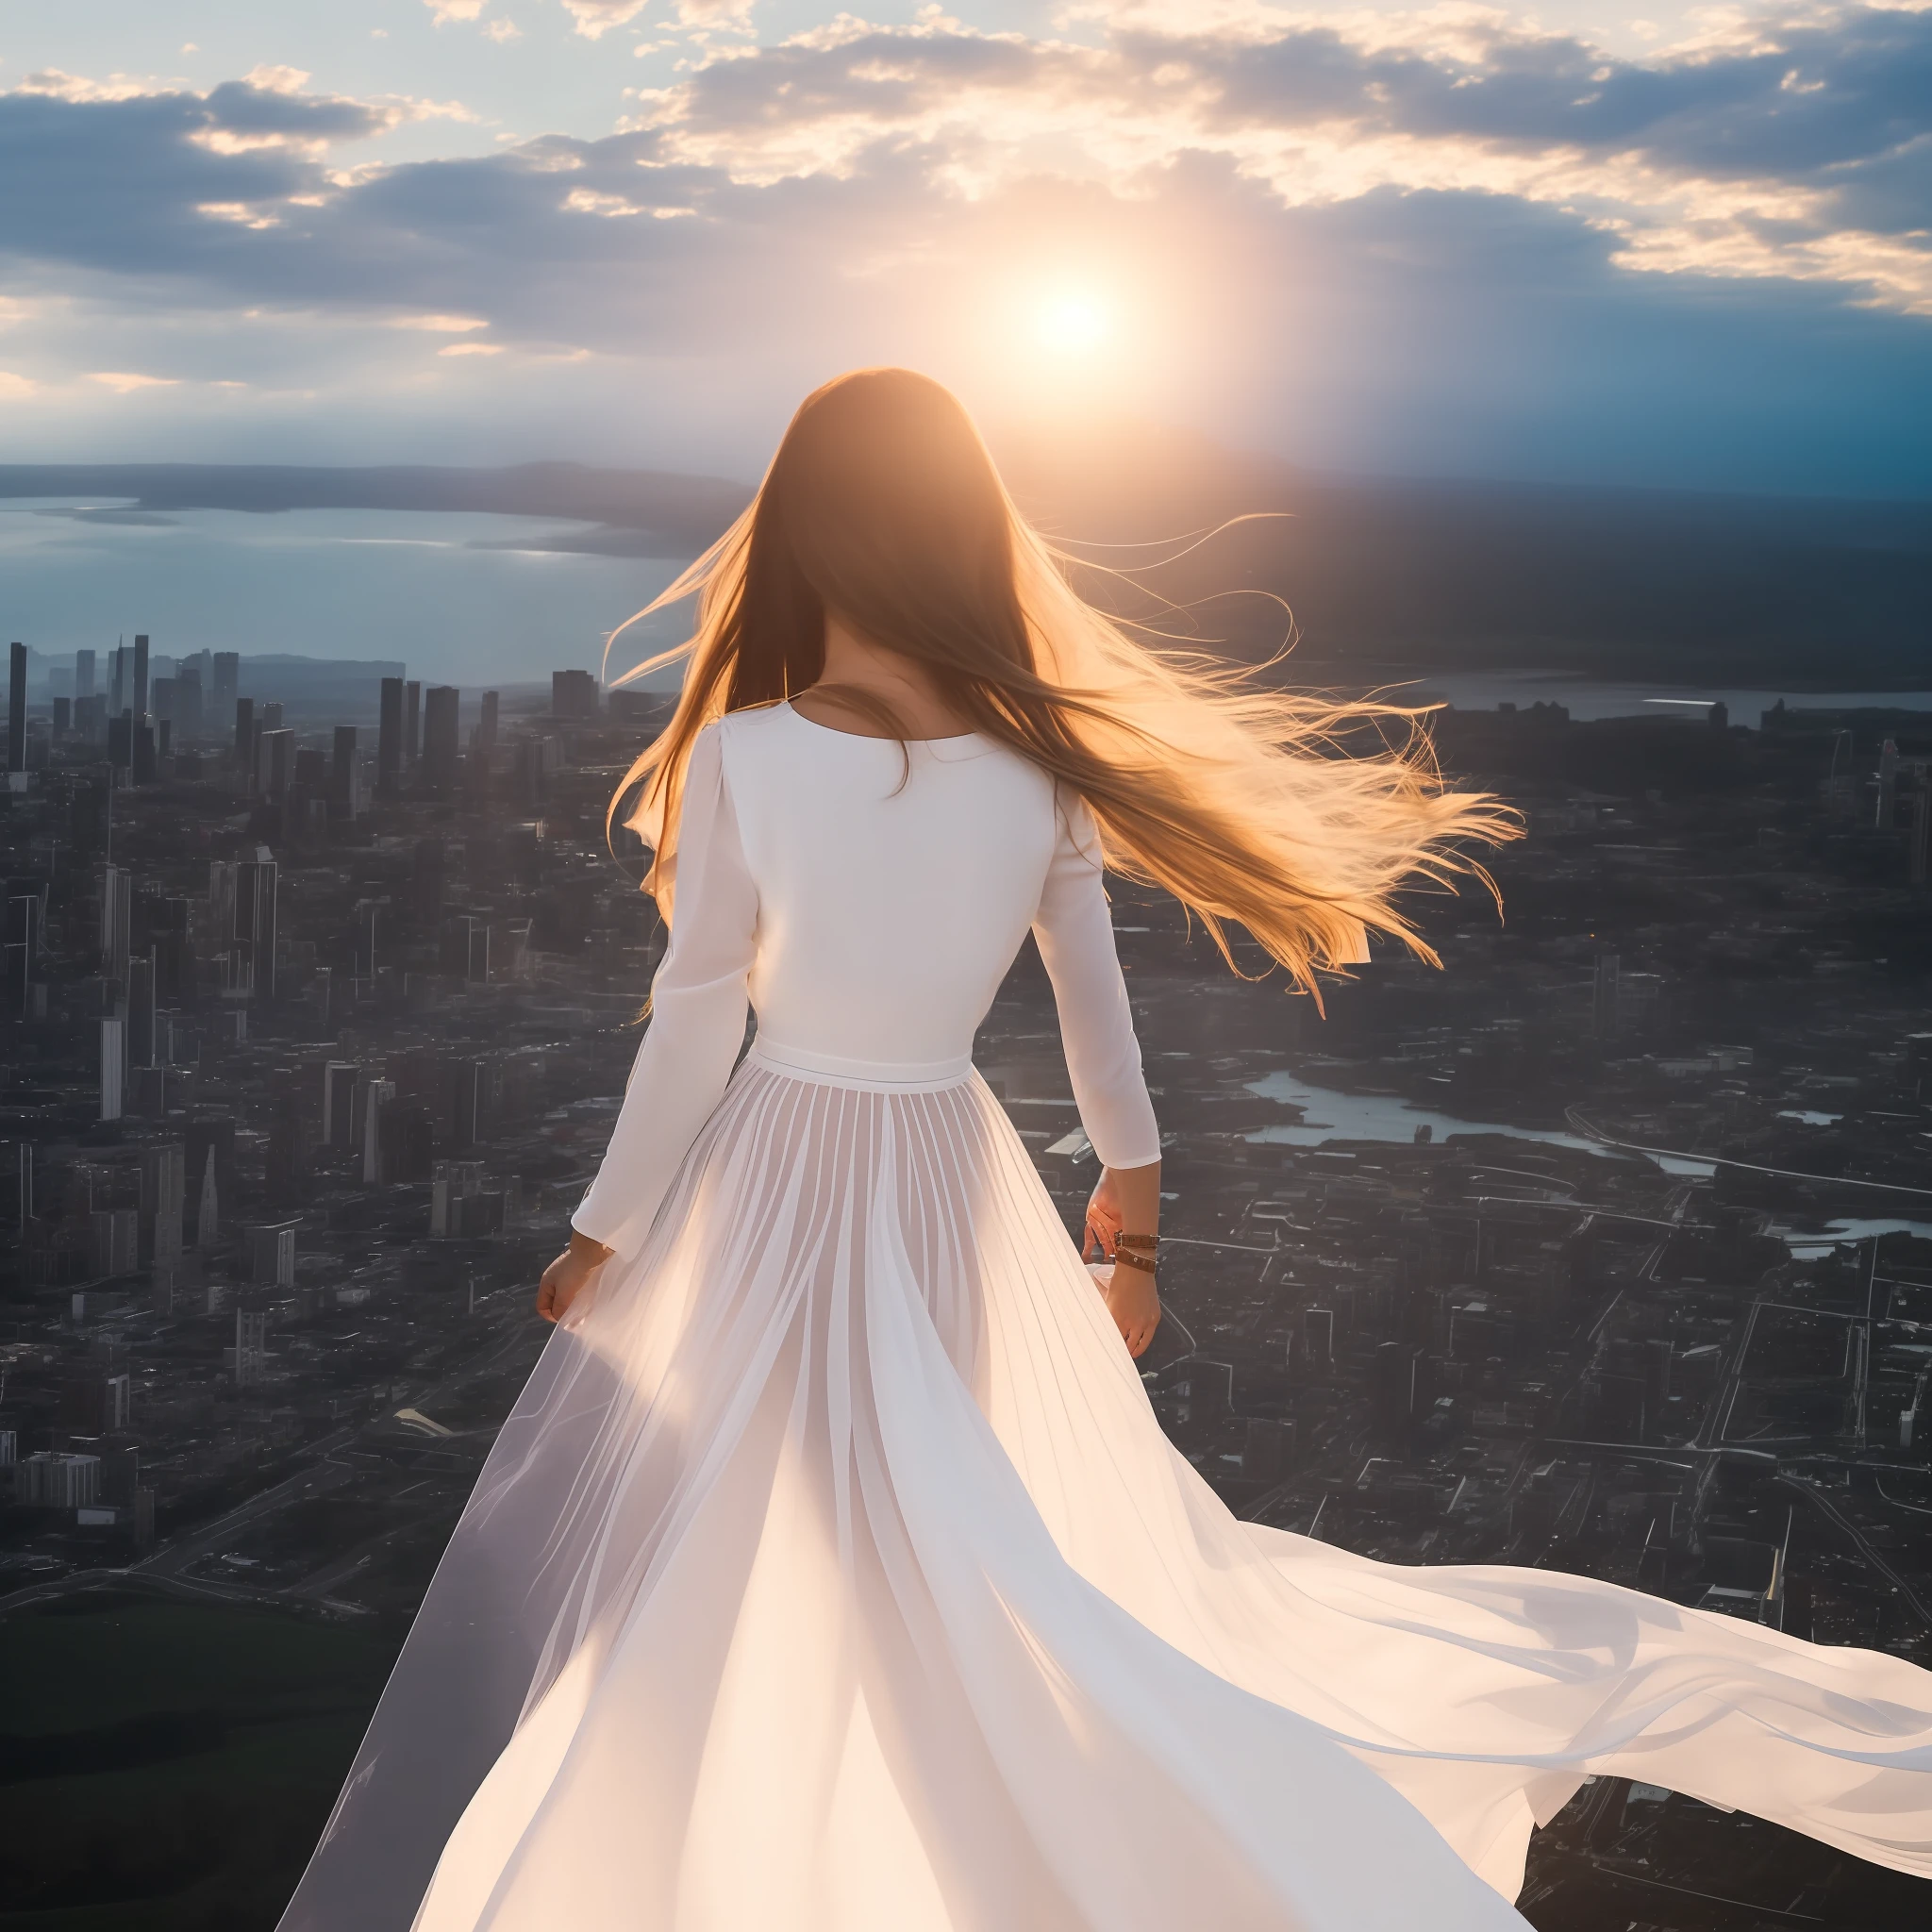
(724, 702, 1058, 1079)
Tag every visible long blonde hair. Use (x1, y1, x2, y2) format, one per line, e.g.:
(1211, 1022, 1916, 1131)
(606, 368, 1516, 998)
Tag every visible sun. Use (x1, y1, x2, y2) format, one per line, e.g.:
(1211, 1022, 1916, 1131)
(1036, 291, 1113, 355)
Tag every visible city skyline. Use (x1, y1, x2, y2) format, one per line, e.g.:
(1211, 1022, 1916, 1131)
(3, 637, 1930, 1927)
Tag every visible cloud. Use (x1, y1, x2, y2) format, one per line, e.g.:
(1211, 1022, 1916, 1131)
(0, 371, 40, 397)
(628, 5, 1932, 310)
(391, 313, 493, 331)
(425, 0, 489, 22)
(0, 6, 1924, 491)
(560, 0, 653, 37)
(90, 372, 180, 392)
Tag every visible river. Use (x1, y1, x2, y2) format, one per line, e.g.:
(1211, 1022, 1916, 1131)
(1242, 1069, 1932, 1253)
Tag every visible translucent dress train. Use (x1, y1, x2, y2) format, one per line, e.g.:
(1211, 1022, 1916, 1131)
(278, 703, 1932, 1932)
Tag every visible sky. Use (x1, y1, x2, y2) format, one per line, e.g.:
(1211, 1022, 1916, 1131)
(1, 0, 1929, 496)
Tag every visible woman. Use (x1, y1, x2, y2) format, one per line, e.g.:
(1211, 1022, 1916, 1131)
(280, 372, 1932, 1931)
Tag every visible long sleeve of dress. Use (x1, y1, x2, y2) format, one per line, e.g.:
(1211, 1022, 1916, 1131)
(1030, 791, 1161, 1171)
(571, 724, 758, 1260)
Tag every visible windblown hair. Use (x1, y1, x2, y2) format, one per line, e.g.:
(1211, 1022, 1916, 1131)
(606, 367, 1517, 997)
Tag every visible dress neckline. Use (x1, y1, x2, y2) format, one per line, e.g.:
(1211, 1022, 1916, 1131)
(780, 698, 981, 747)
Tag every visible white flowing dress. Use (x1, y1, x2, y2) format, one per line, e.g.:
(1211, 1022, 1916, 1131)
(278, 702, 1932, 1932)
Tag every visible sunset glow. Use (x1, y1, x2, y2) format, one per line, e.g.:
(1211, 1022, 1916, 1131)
(1037, 294, 1114, 357)
(0, 1, 1921, 493)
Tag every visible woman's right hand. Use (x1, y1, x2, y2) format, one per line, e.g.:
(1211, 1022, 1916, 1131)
(537, 1231, 615, 1324)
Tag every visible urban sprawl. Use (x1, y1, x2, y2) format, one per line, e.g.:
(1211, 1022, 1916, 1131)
(2, 638, 1931, 1930)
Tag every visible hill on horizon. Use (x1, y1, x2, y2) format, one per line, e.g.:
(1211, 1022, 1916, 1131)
(3, 436, 1927, 687)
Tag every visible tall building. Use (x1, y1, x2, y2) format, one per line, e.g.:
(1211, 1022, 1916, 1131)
(24, 1452, 100, 1510)
(131, 720, 158, 786)
(91, 1206, 138, 1275)
(422, 686, 461, 791)
(245, 1224, 296, 1288)
(4, 889, 41, 1020)
(404, 679, 421, 767)
(195, 1145, 221, 1247)
(75, 648, 96, 701)
(108, 644, 128, 716)
(233, 694, 255, 772)
(185, 1116, 234, 1247)
(1877, 738, 1900, 829)
(211, 651, 239, 716)
(175, 667, 204, 743)
(1302, 1306, 1335, 1377)
(132, 634, 150, 719)
(323, 1060, 359, 1149)
(99, 1017, 125, 1121)
(234, 1307, 269, 1385)
(361, 1077, 395, 1183)
(477, 689, 500, 753)
(331, 724, 360, 818)
(236, 857, 278, 1001)
(377, 676, 404, 794)
(208, 858, 238, 955)
(7, 641, 25, 774)
(101, 864, 131, 985)
(140, 1141, 186, 1268)
(257, 726, 295, 799)
(552, 668, 599, 719)
(1374, 1341, 1422, 1446)
(127, 948, 156, 1066)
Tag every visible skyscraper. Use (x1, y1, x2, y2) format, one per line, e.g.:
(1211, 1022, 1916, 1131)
(99, 1017, 125, 1121)
(234, 694, 255, 772)
(235, 1308, 268, 1385)
(133, 634, 150, 719)
(331, 724, 360, 819)
(127, 948, 156, 1067)
(175, 667, 204, 743)
(6, 641, 25, 775)
(378, 676, 404, 795)
(75, 648, 96, 701)
(477, 689, 500, 753)
(101, 864, 131, 986)
(404, 680, 421, 768)
(236, 857, 278, 1001)
(422, 686, 460, 791)
(211, 651, 239, 716)
(552, 668, 599, 719)
(323, 1061, 360, 1149)
(140, 1141, 186, 1268)
(256, 727, 294, 799)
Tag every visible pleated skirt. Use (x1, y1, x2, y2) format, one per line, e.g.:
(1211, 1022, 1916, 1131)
(275, 1054, 1932, 1932)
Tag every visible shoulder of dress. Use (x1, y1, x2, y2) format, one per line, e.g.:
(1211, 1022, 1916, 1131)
(711, 705, 789, 752)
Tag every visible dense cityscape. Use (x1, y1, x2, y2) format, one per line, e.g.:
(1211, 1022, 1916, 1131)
(2, 637, 1930, 1930)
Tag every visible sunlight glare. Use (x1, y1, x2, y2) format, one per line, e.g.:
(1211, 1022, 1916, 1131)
(1037, 292, 1113, 356)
